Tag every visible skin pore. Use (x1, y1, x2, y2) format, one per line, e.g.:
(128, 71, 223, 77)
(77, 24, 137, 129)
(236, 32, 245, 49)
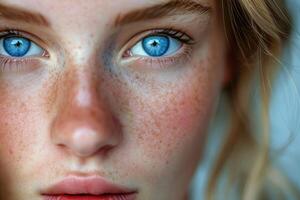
(0, 0, 227, 199)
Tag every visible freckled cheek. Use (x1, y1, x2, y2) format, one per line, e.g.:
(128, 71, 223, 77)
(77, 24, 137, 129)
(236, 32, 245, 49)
(119, 74, 220, 186)
(131, 90, 213, 156)
(0, 83, 48, 174)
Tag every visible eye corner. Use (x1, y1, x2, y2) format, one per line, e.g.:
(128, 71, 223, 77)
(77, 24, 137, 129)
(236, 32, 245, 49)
(121, 49, 132, 59)
(41, 49, 50, 58)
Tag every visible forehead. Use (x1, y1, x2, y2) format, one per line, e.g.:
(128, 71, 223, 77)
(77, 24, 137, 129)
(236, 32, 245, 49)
(0, 0, 213, 43)
(0, 0, 212, 25)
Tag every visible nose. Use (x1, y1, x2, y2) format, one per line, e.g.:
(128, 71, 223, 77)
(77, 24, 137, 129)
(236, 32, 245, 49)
(50, 68, 121, 158)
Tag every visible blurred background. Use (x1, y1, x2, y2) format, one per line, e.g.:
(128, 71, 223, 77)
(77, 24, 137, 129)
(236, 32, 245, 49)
(190, 0, 300, 199)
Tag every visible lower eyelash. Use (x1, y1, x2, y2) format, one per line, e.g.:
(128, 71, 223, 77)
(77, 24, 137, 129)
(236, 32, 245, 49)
(126, 46, 193, 70)
(0, 56, 42, 73)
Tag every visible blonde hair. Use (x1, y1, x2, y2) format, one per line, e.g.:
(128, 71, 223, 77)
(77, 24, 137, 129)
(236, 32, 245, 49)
(207, 0, 294, 199)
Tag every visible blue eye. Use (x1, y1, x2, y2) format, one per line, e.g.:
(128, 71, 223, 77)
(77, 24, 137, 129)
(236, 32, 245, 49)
(142, 35, 169, 57)
(0, 36, 44, 58)
(131, 35, 182, 57)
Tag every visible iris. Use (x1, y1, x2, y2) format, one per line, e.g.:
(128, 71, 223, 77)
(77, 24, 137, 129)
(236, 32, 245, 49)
(3, 37, 31, 57)
(142, 35, 170, 57)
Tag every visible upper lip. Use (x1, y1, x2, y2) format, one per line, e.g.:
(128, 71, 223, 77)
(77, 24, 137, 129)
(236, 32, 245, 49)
(41, 175, 137, 196)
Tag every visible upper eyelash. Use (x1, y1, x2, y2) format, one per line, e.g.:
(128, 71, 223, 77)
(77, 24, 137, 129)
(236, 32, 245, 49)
(148, 29, 195, 45)
(0, 29, 23, 38)
(0, 28, 194, 47)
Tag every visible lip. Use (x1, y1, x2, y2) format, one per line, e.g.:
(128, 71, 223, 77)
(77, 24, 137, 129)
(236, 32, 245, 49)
(41, 176, 137, 200)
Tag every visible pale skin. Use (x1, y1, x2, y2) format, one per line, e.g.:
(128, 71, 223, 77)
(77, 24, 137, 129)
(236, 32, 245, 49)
(0, 0, 228, 199)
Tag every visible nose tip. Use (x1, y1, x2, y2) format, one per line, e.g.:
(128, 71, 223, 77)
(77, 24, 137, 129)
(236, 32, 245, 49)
(51, 115, 121, 158)
(68, 127, 118, 157)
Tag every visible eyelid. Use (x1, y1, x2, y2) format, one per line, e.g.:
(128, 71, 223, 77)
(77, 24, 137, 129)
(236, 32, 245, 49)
(0, 29, 50, 74)
(130, 36, 182, 57)
(119, 28, 194, 59)
(0, 29, 49, 57)
(117, 29, 195, 71)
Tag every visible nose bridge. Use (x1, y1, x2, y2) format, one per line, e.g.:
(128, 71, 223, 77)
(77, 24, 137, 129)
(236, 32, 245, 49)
(75, 68, 93, 108)
(50, 64, 121, 158)
(62, 67, 103, 123)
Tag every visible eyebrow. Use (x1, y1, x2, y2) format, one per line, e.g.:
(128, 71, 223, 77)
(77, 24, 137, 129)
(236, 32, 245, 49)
(114, 0, 211, 26)
(0, 3, 50, 27)
(0, 0, 209, 28)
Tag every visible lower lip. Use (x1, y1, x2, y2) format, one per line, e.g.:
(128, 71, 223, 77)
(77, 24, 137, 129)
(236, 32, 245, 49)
(43, 194, 136, 200)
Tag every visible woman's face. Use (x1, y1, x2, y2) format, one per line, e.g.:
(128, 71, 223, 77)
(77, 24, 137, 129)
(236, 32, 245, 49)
(0, 0, 227, 199)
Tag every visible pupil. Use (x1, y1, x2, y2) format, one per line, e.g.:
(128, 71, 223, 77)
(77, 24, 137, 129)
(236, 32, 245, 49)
(15, 41, 22, 48)
(152, 41, 158, 47)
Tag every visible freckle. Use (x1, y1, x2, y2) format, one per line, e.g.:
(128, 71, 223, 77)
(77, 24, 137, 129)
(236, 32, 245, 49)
(42, 70, 62, 116)
(89, 33, 95, 38)
(8, 148, 13, 155)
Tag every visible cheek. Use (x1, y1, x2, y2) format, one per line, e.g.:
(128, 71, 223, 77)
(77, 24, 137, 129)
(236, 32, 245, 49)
(0, 76, 49, 177)
(132, 85, 209, 156)
(112, 58, 223, 186)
